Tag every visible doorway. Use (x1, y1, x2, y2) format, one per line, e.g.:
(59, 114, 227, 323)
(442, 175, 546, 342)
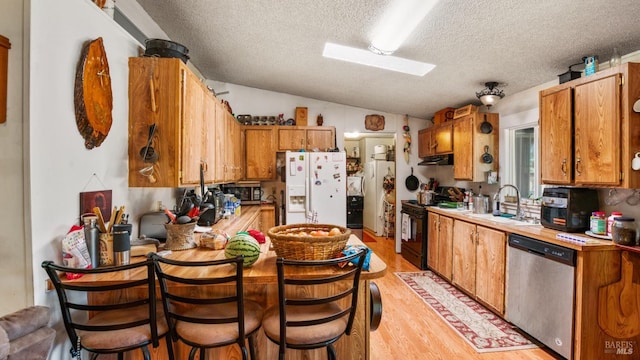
(344, 133, 396, 239)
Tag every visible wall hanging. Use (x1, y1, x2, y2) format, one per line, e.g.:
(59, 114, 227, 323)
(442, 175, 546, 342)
(365, 114, 385, 131)
(74, 37, 113, 149)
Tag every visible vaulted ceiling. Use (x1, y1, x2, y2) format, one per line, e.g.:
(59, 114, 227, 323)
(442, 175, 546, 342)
(135, 0, 640, 119)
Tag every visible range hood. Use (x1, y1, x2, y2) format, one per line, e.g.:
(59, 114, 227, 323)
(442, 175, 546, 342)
(418, 154, 454, 166)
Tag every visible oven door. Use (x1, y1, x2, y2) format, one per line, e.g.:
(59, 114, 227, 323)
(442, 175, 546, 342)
(400, 208, 428, 270)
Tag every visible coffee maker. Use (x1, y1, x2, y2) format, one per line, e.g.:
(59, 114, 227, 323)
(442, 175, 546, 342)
(197, 190, 225, 226)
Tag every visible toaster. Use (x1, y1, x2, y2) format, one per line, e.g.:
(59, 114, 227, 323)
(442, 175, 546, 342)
(138, 211, 169, 241)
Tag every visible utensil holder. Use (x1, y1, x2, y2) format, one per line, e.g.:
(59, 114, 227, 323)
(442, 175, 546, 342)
(164, 222, 197, 250)
(99, 233, 114, 266)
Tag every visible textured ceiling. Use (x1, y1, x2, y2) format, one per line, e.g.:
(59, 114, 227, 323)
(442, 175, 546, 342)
(134, 0, 640, 119)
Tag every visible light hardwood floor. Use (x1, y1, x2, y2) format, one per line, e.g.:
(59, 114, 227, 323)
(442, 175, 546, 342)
(364, 231, 560, 360)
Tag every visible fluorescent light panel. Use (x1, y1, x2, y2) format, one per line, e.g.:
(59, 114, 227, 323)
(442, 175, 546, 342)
(322, 42, 435, 76)
(370, 0, 439, 54)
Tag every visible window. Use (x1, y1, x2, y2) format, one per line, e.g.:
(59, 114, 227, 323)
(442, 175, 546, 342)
(505, 125, 541, 199)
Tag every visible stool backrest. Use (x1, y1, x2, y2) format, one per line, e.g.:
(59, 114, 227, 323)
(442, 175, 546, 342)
(276, 248, 367, 341)
(149, 254, 248, 343)
(41, 259, 161, 353)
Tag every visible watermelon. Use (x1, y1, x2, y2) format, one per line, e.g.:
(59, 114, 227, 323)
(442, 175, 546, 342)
(224, 233, 261, 267)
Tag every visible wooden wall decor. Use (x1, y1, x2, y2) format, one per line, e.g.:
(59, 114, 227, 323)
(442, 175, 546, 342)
(74, 37, 113, 149)
(0, 35, 10, 124)
(365, 114, 385, 131)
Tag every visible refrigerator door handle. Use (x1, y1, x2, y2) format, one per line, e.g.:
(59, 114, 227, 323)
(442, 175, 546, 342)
(306, 176, 311, 221)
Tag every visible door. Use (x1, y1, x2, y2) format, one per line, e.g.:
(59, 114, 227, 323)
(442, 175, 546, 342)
(245, 127, 276, 180)
(308, 152, 346, 226)
(475, 225, 506, 314)
(427, 212, 440, 271)
(433, 123, 453, 154)
(540, 87, 573, 184)
(278, 128, 306, 151)
(437, 215, 454, 281)
(573, 74, 621, 185)
(362, 161, 377, 231)
(285, 151, 308, 224)
(453, 117, 473, 180)
(180, 69, 205, 185)
(306, 128, 335, 150)
(452, 220, 476, 294)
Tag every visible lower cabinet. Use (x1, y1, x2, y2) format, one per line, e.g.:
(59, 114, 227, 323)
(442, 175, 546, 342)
(427, 212, 453, 281)
(451, 219, 506, 315)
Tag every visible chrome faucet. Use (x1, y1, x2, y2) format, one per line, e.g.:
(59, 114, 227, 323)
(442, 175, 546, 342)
(494, 184, 524, 220)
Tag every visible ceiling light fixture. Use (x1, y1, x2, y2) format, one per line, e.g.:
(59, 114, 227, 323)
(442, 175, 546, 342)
(323, 42, 435, 76)
(476, 82, 505, 108)
(369, 0, 439, 55)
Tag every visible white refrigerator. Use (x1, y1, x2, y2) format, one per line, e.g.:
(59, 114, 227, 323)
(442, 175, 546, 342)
(363, 160, 395, 236)
(284, 151, 347, 226)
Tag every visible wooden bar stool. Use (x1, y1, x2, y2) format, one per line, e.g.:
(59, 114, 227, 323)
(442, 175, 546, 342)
(262, 248, 367, 360)
(41, 259, 172, 360)
(149, 254, 263, 360)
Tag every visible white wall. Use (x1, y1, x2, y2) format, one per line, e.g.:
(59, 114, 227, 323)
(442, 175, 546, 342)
(0, 0, 29, 315)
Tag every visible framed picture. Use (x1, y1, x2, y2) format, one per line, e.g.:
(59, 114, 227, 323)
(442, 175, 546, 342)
(80, 190, 112, 222)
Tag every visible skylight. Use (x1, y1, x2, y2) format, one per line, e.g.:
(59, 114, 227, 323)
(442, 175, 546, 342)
(322, 43, 435, 76)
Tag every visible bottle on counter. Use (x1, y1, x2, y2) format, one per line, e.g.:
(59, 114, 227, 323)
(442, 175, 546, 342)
(607, 211, 623, 237)
(590, 211, 606, 235)
(87, 218, 100, 268)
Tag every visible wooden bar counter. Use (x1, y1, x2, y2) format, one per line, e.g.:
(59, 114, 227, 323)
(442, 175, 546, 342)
(70, 234, 387, 359)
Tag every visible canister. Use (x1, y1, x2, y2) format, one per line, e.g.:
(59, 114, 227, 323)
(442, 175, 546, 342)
(611, 217, 637, 246)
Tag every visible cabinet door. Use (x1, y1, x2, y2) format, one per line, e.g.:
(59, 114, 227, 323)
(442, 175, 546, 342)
(453, 118, 473, 180)
(278, 128, 306, 150)
(245, 127, 276, 180)
(224, 113, 242, 182)
(427, 212, 439, 271)
(475, 225, 506, 314)
(574, 74, 621, 185)
(180, 69, 205, 185)
(452, 220, 476, 294)
(307, 128, 335, 150)
(418, 128, 433, 157)
(202, 94, 217, 183)
(213, 101, 227, 183)
(437, 216, 454, 281)
(433, 123, 453, 154)
(233, 118, 244, 181)
(540, 87, 573, 184)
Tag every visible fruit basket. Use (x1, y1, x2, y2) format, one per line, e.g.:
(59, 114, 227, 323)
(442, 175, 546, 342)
(267, 224, 351, 260)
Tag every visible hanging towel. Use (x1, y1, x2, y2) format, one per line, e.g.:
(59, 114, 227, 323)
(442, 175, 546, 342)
(401, 213, 410, 241)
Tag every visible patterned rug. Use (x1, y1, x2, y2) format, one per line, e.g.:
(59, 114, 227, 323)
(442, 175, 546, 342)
(395, 271, 539, 353)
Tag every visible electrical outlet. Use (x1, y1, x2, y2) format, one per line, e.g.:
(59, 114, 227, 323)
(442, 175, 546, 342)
(45, 279, 54, 292)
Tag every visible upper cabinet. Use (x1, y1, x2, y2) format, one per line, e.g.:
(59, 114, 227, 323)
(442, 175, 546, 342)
(540, 62, 640, 188)
(453, 113, 499, 181)
(418, 123, 453, 157)
(128, 57, 237, 187)
(245, 126, 276, 180)
(277, 126, 335, 151)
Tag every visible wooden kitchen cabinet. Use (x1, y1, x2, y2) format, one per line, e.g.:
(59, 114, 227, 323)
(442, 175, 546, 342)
(452, 113, 499, 181)
(418, 123, 453, 157)
(427, 212, 453, 281)
(277, 126, 335, 151)
(244, 126, 276, 180)
(225, 111, 243, 182)
(452, 219, 506, 314)
(128, 57, 220, 187)
(540, 62, 640, 188)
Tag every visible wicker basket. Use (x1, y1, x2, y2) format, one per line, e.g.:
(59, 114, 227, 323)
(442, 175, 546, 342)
(267, 224, 351, 260)
(164, 222, 197, 251)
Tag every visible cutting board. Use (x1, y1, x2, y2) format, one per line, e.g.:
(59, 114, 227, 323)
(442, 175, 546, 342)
(598, 251, 640, 338)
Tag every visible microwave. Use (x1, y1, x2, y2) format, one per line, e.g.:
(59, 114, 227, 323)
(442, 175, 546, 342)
(220, 181, 263, 205)
(540, 187, 599, 232)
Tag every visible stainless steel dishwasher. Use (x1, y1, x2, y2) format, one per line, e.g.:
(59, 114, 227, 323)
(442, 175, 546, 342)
(506, 233, 576, 359)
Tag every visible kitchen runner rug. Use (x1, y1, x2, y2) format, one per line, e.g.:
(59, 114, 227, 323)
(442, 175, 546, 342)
(395, 271, 538, 353)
